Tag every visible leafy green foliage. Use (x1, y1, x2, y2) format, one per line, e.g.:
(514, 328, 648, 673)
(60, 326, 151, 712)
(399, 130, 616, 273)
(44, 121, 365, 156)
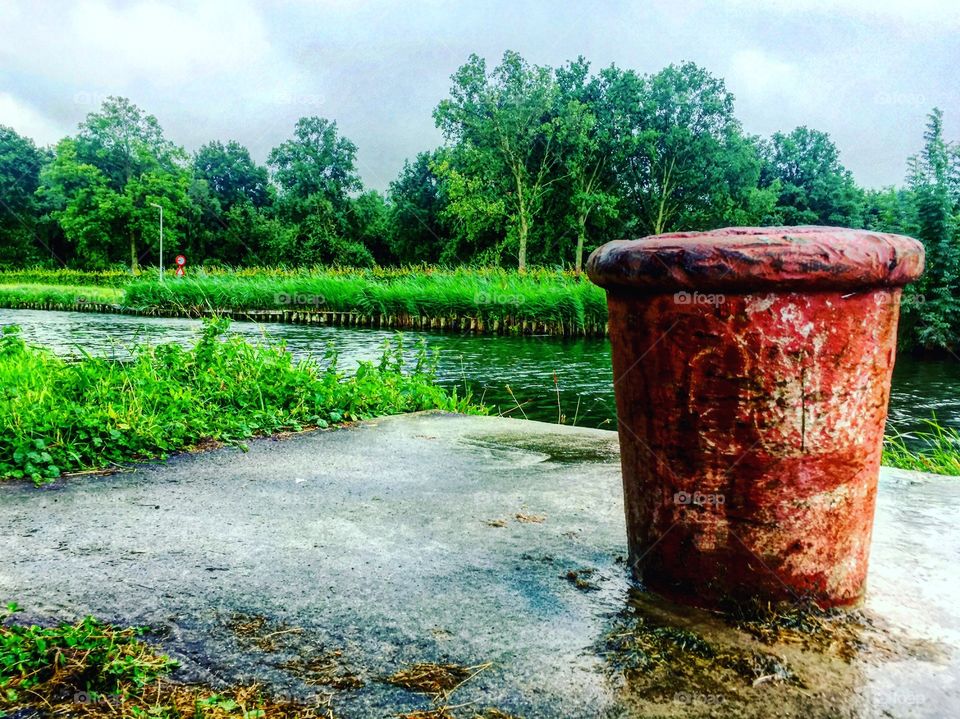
(435, 51, 563, 270)
(0, 267, 131, 286)
(759, 126, 864, 226)
(37, 97, 194, 274)
(193, 140, 272, 211)
(0, 605, 328, 717)
(387, 151, 449, 264)
(0, 603, 174, 699)
(268, 116, 361, 216)
(0, 319, 483, 484)
(0, 125, 44, 265)
(905, 109, 960, 349)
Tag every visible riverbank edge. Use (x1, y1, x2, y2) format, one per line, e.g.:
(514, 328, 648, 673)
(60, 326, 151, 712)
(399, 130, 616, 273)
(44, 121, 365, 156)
(0, 299, 611, 337)
(5, 408, 953, 488)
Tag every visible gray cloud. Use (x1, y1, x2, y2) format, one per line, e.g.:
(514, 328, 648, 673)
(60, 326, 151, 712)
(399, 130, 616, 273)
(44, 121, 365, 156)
(0, 0, 957, 191)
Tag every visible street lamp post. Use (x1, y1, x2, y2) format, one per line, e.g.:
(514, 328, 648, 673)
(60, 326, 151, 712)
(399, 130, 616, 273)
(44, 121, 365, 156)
(149, 202, 163, 282)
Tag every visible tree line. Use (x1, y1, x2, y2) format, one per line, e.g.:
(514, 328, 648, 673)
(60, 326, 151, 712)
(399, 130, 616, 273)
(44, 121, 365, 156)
(0, 51, 958, 346)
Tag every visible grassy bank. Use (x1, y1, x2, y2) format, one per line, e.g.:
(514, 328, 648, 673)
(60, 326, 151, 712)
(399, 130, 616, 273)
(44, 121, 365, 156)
(1, 268, 958, 476)
(882, 418, 960, 475)
(0, 320, 482, 484)
(0, 267, 609, 336)
(125, 268, 607, 334)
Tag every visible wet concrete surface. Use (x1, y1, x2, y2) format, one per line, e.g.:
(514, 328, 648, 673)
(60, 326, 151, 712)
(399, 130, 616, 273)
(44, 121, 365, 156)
(1, 412, 958, 718)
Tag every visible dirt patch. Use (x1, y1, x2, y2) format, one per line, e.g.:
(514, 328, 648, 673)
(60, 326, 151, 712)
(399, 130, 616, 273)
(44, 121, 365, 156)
(224, 613, 364, 690)
(280, 655, 365, 690)
(563, 568, 600, 591)
(514, 512, 546, 524)
(386, 662, 477, 694)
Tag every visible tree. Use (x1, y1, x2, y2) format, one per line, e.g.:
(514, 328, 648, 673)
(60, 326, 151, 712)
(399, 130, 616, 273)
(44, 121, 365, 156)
(555, 58, 619, 272)
(261, 194, 373, 267)
(124, 164, 192, 269)
(37, 139, 129, 269)
(73, 97, 186, 271)
(387, 151, 449, 264)
(434, 51, 563, 270)
(759, 126, 863, 227)
(598, 62, 765, 237)
(906, 109, 960, 349)
(349, 190, 393, 264)
(190, 141, 275, 265)
(266, 117, 371, 266)
(218, 202, 291, 267)
(193, 140, 272, 210)
(863, 187, 916, 235)
(432, 148, 507, 264)
(268, 117, 361, 217)
(0, 125, 44, 264)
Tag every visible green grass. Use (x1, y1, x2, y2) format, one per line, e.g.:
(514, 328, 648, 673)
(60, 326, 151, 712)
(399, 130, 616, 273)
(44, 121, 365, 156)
(0, 266, 609, 332)
(0, 603, 173, 701)
(121, 267, 608, 331)
(0, 267, 132, 287)
(882, 417, 960, 475)
(0, 603, 331, 718)
(0, 283, 123, 306)
(2, 267, 959, 476)
(0, 319, 483, 484)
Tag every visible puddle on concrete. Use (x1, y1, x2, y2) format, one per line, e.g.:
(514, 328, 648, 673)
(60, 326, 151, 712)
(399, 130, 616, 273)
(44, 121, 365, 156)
(460, 432, 620, 465)
(597, 587, 951, 719)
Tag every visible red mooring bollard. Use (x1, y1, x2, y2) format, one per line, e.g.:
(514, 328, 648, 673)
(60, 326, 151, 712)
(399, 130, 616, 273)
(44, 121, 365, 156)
(587, 227, 925, 609)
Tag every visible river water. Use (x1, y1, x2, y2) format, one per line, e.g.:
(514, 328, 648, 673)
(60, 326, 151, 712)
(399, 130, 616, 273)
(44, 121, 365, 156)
(2, 308, 958, 436)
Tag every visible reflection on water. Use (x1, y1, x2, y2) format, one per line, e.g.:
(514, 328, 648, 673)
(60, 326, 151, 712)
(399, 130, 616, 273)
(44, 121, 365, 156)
(1, 308, 957, 434)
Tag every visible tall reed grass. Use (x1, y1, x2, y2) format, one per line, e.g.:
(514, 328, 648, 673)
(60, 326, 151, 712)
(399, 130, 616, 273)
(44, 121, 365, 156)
(882, 417, 960, 475)
(0, 283, 123, 306)
(121, 267, 608, 331)
(0, 267, 609, 332)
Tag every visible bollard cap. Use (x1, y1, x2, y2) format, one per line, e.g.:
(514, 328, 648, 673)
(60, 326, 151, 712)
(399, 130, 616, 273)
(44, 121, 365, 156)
(586, 226, 924, 293)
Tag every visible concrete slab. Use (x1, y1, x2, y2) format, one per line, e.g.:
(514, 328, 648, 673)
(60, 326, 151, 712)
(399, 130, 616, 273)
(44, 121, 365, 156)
(1, 412, 958, 718)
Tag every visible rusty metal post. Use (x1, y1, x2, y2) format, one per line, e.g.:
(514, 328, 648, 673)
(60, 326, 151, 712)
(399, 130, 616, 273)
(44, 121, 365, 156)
(587, 227, 924, 609)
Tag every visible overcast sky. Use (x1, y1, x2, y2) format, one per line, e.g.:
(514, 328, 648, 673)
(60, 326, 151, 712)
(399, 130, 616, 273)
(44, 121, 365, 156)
(1, 0, 957, 191)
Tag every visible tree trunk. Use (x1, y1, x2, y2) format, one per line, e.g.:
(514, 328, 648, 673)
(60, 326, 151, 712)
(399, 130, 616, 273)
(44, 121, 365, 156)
(518, 213, 528, 272)
(575, 211, 587, 274)
(513, 169, 529, 272)
(130, 231, 138, 274)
